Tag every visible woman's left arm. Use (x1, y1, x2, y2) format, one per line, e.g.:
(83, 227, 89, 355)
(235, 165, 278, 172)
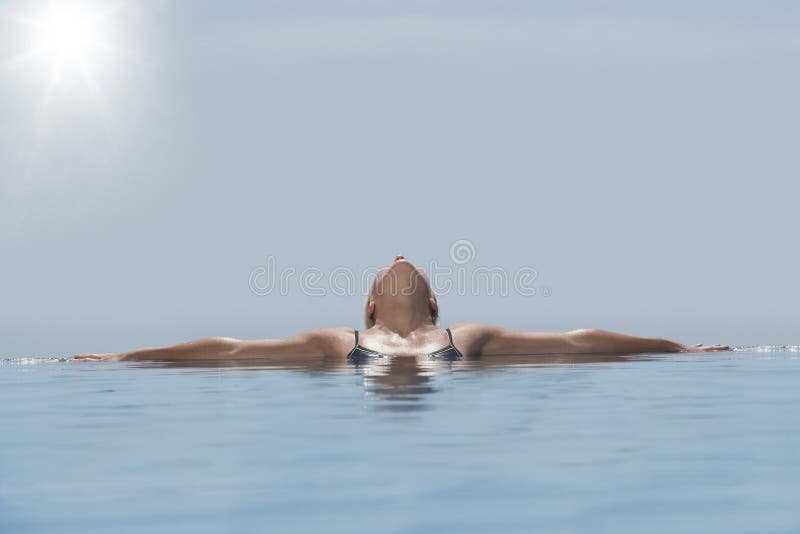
(451, 324, 728, 356)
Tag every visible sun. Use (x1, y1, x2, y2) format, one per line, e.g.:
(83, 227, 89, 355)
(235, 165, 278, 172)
(11, 1, 124, 92)
(2, 0, 140, 178)
(37, 6, 100, 65)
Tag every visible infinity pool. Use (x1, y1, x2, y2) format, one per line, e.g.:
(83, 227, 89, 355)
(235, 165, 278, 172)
(1, 348, 799, 533)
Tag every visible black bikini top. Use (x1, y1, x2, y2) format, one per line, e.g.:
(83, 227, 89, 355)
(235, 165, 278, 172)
(347, 328, 464, 362)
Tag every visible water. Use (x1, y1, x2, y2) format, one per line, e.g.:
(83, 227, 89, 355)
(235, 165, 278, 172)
(1, 349, 799, 533)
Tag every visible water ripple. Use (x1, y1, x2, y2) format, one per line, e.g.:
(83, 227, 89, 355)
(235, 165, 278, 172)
(0, 357, 68, 365)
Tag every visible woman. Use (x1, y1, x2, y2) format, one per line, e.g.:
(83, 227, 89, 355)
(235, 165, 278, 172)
(74, 256, 728, 362)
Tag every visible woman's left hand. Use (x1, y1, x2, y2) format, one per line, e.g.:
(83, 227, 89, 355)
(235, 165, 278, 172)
(682, 343, 730, 352)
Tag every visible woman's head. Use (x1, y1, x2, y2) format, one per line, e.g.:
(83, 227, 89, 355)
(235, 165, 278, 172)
(364, 256, 438, 328)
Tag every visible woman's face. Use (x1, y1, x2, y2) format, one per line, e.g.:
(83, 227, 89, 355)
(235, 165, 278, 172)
(365, 256, 438, 327)
(372, 256, 432, 298)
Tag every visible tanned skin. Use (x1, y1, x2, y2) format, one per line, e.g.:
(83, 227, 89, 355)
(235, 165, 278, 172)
(75, 257, 728, 362)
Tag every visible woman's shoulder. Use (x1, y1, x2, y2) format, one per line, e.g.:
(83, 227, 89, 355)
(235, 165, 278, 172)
(446, 323, 498, 354)
(316, 327, 357, 340)
(299, 327, 357, 356)
(448, 323, 495, 336)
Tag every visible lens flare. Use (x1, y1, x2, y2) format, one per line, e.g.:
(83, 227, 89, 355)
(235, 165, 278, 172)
(37, 6, 98, 64)
(6, 0, 127, 94)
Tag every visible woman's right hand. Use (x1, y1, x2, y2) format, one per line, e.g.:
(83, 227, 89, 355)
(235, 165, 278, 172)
(73, 353, 123, 362)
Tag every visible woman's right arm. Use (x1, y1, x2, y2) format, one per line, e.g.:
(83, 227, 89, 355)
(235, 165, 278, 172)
(73, 328, 353, 361)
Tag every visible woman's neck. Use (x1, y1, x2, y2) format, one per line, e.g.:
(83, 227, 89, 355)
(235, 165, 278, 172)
(372, 310, 435, 338)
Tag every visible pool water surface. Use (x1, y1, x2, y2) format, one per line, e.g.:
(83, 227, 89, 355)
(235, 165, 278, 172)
(1, 348, 799, 533)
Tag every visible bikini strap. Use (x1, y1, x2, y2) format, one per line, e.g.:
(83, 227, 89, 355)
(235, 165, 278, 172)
(445, 327, 455, 347)
(346, 329, 360, 360)
(446, 327, 465, 359)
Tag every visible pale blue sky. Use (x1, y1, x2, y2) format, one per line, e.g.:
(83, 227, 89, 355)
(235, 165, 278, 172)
(1, 1, 798, 355)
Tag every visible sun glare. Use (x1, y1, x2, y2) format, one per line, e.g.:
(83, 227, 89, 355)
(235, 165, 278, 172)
(2, 0, 147, 182)
(37, 6, 99, 64)
(12, 1, 124, 92)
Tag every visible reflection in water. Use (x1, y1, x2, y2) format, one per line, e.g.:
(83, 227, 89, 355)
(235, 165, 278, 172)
(127, 352, 659, 412)
(358, 356, 448, 412)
